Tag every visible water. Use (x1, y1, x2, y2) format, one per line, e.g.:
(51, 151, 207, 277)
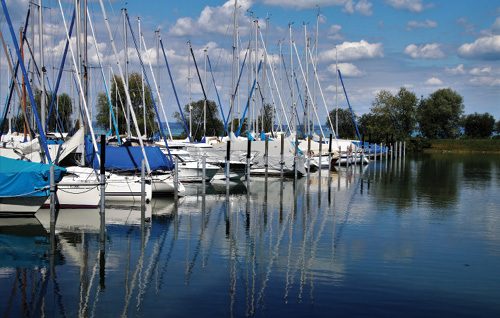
(1, 153, 499, 317)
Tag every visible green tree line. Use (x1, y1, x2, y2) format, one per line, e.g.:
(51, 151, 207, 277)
(326, 87, 500, 143)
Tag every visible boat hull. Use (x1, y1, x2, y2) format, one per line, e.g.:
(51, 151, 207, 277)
(0, 196, 48, 216)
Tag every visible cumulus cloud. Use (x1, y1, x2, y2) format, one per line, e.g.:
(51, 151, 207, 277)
(406, 19, 438, 31)
(470, 67, 492, 75)
(258, 0, 372, 15)
(328, 62, 365, 77)
(458, 35, 500, 60)
(355, 0, 373, 16)
(169, 0, 252, 37)
(327, 25, 343, 41)
(403, 43, 446, 59)
(425, 77, 443, 85)
(469, 76, 500, 87)
(445, 64, 466, 75)
(492, 17, 500, 35)
(385, 0, 434, 13)
(319, 40, 384, 62)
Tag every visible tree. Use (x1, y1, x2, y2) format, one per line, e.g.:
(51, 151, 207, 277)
(173, 99, 224, 141)
(417, 88, 464, 139)
(258, 103, 274, 133)
(47, 93, 73, 133)
(95, 72, 157, 137)
(495, 120, 500, 135)
(325, 108, 359, 139)
(358, 112, 389, 143)
(461, 112, 495, 138)
(369, 87, 418, 140)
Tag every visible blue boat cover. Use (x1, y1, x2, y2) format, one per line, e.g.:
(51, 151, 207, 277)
(85, 137, 173, 171)
(0, 156, 66, 198)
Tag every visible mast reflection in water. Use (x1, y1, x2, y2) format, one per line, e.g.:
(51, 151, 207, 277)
(1, 154, 499, 317)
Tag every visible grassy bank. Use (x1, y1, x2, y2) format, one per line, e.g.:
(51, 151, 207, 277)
(423, 139, 500, 154)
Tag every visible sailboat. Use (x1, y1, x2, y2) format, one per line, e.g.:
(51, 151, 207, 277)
(0, 156, 66, 216)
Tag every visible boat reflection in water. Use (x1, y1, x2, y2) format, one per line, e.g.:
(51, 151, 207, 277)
(1, 155, 499, 317)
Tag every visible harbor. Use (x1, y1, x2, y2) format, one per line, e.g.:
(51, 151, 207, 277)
(1, 0, 500, 316)
(1, 153, 500, 317)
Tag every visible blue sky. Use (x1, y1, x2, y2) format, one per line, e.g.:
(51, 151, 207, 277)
(1, 0, 499, 128)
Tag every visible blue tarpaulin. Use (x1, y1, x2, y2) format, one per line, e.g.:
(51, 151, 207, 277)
(0, 156, 66, 198)
(85, 137, 173, 171)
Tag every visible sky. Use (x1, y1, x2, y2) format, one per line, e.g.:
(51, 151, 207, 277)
(1, 0, 499, 130)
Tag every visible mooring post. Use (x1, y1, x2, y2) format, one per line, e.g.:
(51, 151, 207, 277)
(100, 135, 106, 214)
(294, 134, 298, 179)
(50, 164, 56, 236)
(226, 140, 230, 188)
(246, 138, 251, 181)
(374, 143, 377, 165)
(280, 135, 285, 178)
(319, 135, 323, 175)
(265, 136, 269, 179)
(403, 141, 406, 157)
(141, 159, 145, 207)
(174, 156, 179, 200)
(307, 135, 311, 176)
(328, 134, 332, 172)
(338, 146, 341, 170)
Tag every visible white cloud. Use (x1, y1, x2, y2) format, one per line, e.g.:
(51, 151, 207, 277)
(425, 77, 443, 85)
(492, 17, 500, 35)
(355, 0, 373, 16)
(458, 35, 500, 60)
(319, 40, 384, 62)
(169, 0, 252, 37)
(327, 25, 343, 41)
(385, 0, 434, 13)
(259, 0, 348, 10)
(470, 67, 492, 75)
(403, 43, 446, 59)
(328, 63, 365, 77)
(469, 76, 500, 87)
(342, 0, 355, 14)
(406, 19, 438, 31)
(445, 64, 466, 75)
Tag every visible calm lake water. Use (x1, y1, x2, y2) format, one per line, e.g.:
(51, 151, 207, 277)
(1, 153, 499, 317)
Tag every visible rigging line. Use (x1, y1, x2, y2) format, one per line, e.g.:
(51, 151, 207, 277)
(236, 59, 262, 137)
(57, 0, 101, 166)
(206, 54, 226, 126)
(338, 69, 362, 143)
(137, 28, 173, 141)
(1, 0, 52, 163)
(189, 44, 220, 138)
(0, 8, 33, 140)
(159, 37, 191, 142)
(45, 9, 75, 134)
(87, 5, 121, 145)
(306, 46, 338, 145)
(98, 2, 150, 174)
(126, 13, 174, 166)
(223, 48, 248, 137)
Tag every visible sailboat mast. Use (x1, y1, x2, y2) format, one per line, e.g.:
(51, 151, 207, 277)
(289, 23, 294, 134)
(304, 23, 309, 138)
(123, 8, 130, 137)
(187, 42, 192, 140)
(39, 0, 46, 132)
(254, 18, 258, 134)
(231, 0, 237, 133)
(262, 17, 269, 133)
(140, 19, 146, 136)
(335, 45, 338, 138)
(203, 47, 207, 137)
